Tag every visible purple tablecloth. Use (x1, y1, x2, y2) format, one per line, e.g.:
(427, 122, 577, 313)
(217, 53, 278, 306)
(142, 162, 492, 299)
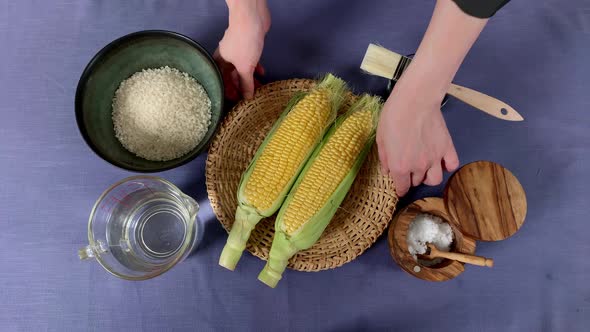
(1, 1, 589, 331)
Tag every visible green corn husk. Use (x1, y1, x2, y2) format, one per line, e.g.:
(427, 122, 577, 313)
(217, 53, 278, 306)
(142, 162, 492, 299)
(258, 94, 382, 287)
(219, 74, 348, 271)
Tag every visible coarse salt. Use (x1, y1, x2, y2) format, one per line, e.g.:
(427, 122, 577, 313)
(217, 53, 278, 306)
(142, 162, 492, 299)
(406, 213, 454, 260)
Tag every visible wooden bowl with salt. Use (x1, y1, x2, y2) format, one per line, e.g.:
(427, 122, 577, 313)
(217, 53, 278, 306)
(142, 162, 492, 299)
(388, 161, 527, 281)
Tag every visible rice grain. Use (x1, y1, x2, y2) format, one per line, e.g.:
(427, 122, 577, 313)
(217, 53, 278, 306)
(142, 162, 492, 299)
(112, 66, 212, 161)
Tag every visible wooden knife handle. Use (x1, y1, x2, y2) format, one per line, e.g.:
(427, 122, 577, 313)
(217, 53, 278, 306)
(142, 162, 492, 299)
(447, 83, 524, 122)
(436, 250, 494, 268)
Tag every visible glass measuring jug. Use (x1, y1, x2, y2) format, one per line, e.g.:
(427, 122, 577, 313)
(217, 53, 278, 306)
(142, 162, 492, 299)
(79, 176, 199, 280)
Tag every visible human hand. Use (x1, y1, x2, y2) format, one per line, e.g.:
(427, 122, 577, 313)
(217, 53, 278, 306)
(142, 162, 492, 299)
(376, 73, 459, 197)
(215, 0, 270, 101)
(375, 0, 490, 196)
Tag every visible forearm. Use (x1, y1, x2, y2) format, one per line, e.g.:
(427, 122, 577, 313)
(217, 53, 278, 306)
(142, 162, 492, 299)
(225, 0, 265, 12)
(225, 0, 270, 33)
(404, 0, 488, 100)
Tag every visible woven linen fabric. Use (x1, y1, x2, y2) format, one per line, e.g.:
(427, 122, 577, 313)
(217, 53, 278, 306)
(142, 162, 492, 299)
(0, 0, 588, 330)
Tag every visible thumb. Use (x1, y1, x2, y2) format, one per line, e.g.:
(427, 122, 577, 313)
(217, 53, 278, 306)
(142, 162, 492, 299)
(237, 66, 255, 100)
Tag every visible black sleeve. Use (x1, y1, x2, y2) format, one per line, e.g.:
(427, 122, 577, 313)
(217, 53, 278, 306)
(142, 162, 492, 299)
(451, 0, 511, 18)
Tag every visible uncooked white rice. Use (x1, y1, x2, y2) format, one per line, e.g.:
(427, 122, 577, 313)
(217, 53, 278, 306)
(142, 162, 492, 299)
(112, 66, 212, 161)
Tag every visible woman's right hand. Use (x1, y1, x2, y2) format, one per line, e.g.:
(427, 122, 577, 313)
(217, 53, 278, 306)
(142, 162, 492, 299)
(215, 0, 271, 101)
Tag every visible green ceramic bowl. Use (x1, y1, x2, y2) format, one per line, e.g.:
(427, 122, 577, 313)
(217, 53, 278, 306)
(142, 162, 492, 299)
(75, 30, 223, 172)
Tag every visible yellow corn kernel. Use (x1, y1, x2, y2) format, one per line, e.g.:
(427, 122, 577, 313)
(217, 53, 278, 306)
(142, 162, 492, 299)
(220, 74, 347, 272)
(281, 109, 373, 235)
(257, 95, 381, 287)
(243, 88, 333, 211)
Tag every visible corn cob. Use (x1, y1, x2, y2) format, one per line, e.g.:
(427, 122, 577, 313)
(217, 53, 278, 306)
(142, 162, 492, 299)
(219, 74, 347, 270)
(258, 94, 382, 287)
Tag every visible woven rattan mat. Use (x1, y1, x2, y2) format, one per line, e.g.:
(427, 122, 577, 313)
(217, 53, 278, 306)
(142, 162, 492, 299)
(205, 78, 398, 271)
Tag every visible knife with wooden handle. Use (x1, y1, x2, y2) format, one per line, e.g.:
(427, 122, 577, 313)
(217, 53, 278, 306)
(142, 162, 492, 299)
(360, 43, 524, 121)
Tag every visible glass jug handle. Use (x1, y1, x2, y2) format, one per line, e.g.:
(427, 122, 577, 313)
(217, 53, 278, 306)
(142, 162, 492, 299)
(78, 245, 95, 260)
(78, 242, 107, 260)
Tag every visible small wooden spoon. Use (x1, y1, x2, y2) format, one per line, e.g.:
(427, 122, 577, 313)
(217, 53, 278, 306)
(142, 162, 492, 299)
(421, 244, 494, 268)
